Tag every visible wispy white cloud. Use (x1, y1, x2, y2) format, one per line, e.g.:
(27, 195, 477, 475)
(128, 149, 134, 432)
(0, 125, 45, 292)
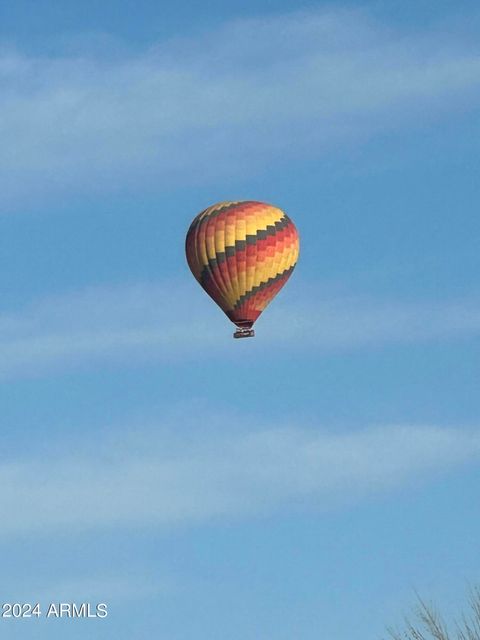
(0, 281, 478, 380)
(0, 282, 213, 378)
(1, 8, 480, 208)
(266, 289, 480, 348)
(0, 418, 478, 536)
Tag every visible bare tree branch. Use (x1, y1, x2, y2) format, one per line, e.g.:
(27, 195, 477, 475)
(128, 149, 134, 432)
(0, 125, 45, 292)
(384, 587, 480, 640)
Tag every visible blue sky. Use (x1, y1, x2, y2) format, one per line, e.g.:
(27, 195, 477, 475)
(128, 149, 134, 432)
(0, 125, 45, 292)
(1, 1, 479, 638)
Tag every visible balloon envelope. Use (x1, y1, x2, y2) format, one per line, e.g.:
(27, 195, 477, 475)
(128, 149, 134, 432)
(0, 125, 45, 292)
(185, 201, 300, 335)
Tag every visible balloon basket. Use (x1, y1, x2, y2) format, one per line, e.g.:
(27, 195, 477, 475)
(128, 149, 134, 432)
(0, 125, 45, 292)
(233, 328, 255, 339)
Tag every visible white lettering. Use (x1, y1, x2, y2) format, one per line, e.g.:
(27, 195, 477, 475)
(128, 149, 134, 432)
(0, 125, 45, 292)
(72, 603, 87, 617)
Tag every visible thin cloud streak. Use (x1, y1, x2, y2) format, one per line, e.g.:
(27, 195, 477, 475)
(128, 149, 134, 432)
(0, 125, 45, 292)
(267, 292, 480, 348)
(0, 420, 479, 537)
(0, 282, 479, 379)
(1, 8, 480, 207)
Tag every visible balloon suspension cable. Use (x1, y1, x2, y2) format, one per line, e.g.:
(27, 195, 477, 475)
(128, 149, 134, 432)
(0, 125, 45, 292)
(233, 327, 255, 339)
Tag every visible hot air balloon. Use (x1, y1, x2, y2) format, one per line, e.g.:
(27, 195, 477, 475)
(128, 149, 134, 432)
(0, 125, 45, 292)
(185, 201, 300, 338)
